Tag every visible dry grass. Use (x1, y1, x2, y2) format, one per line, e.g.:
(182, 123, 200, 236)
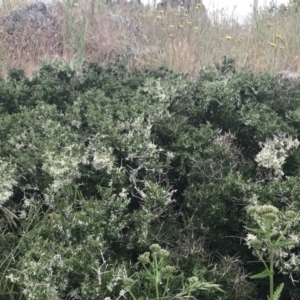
(0, 0, 299, 80)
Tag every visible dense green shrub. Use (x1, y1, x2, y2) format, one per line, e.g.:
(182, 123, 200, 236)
(1, 60, 300, 299)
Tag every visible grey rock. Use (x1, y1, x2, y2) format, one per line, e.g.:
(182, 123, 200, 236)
(157, 0, 206, 13)
(276, 71, 300, 83)
(0, 1, 57, 34)
(157, 0, 209, 24)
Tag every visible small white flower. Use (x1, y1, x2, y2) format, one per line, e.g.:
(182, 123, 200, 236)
(166, 151, 175, 160)
(0, 158, 17, 205)
(5, 273, 19, 283)
(70, 120, 81, 128)
(119, 188, 128, 199)
(18, 210, 27, 219)
(255, 133, 299, 179)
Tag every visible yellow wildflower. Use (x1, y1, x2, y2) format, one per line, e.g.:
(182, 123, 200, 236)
(156, 15, 162, 19)
(158, 10, 164, 14)
(194, 26, 199, 30)
(279, 46, 284, 49)
(268, 42, 276, 47)
(169, 34, 174, 37)
(238, 38, 244, 42)
(179, 24, 184, 28)
(226, 35, 232, 40)
(187, 21, 192, 24)
(73, 2, 78, 6)
(195, 6, 199, 9)
(268, 22, 274, 27)
(275, 34, 282, 39)
(169, 24, 174, 28)
(179, 5, 184, 9)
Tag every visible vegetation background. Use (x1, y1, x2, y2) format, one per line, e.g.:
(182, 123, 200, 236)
(0, 0, 300, 78)
(1, 0, 300, 300)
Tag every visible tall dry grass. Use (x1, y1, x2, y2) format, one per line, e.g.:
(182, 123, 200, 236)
(0, 0, 299, 79)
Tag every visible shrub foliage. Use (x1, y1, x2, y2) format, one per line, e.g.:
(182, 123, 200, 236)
(1, 60, 300, 299)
